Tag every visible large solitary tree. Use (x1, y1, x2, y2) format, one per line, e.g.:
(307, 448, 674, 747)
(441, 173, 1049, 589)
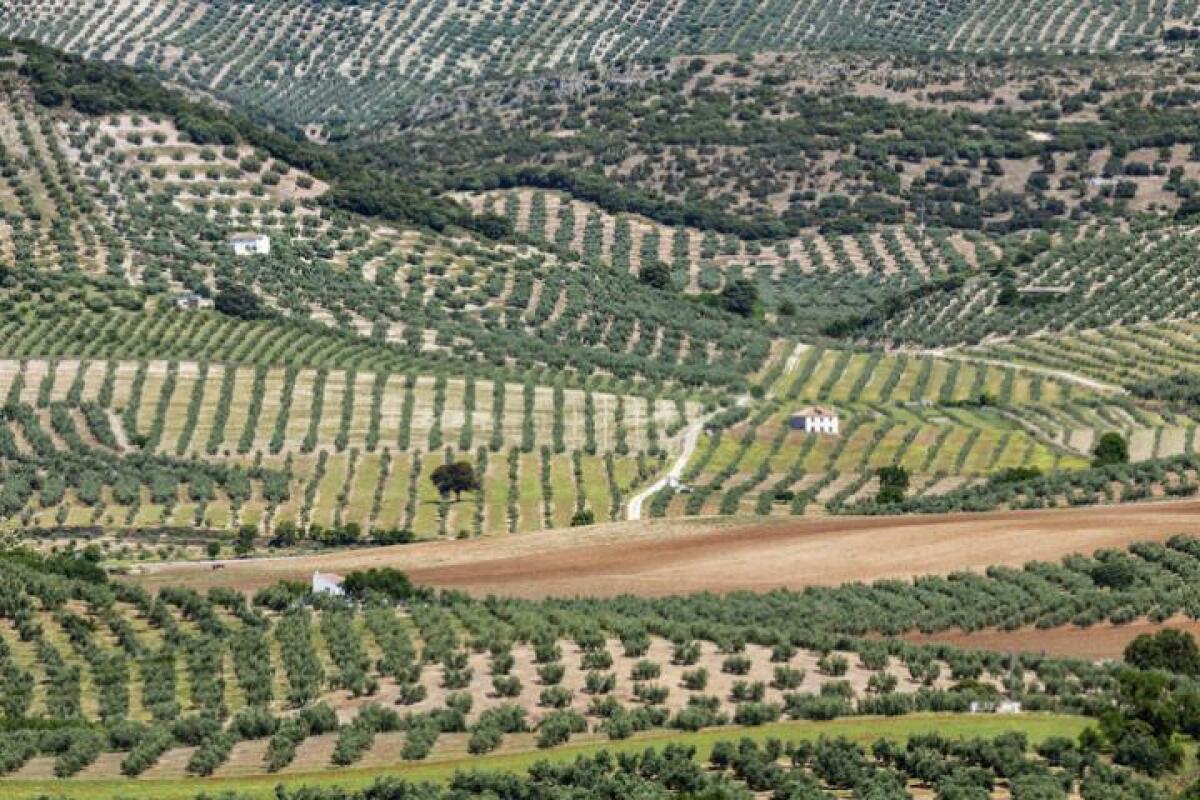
(431, 461, 480, 500)
(1125, 629, 1200, 676)
(1092, 432, 1129, 467)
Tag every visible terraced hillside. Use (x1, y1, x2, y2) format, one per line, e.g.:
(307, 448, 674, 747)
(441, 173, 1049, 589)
(3, 33, 1200, 540)
(459, 187, 986, 332)
(1, 0, 1191, 133)
(864, 226, 1200, 346)
(6, 17, 1200, 800)
(644, 341, 1200, 517)
(968, 319, 1200, 390)
(0, 358, 699, 542)
(0, 94, 770, 389)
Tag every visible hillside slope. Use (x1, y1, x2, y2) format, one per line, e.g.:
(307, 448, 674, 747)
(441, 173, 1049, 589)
(1, 0, 1191, 133)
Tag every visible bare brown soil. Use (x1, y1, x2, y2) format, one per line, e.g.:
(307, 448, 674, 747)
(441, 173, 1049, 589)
(905, 616, 1200, 661)
(130, 499, 1200, 598)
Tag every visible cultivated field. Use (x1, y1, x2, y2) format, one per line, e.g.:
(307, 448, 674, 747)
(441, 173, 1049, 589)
(458, 189, 978, 290)
(0, 714, 1090, 800)
(4, 17, 1200, 800)
(0, 537, 1162, 791)
(132, 499, 1200, 598)
(969, 319, 1200, 389)
(0, 358, 696, 540)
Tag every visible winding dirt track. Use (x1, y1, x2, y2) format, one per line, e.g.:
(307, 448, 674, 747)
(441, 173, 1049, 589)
(132, 499, 1200, 600)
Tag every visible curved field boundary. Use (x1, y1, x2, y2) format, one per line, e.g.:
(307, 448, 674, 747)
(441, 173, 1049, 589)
(905, 615, 1200, 661)
(132, 499, 1200, 598)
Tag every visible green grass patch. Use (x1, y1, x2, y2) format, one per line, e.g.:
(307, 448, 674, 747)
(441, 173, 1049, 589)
(0, 713, 1088, 800)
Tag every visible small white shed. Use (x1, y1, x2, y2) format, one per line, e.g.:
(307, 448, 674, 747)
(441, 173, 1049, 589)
(229, 233, 271, 256)
(312, 570, 345, 597)
(969, 700, 1023, 714)
(173, 292, 213, 310)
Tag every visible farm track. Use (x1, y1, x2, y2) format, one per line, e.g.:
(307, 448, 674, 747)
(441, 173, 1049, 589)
(627, 391, 754, 520)
(131, 498, 1200, 598)
(916, 350, 1127, 395)
(626, 416, 705, 520)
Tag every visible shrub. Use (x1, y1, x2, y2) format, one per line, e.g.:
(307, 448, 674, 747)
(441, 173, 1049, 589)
(633, 683, 669, 705)
(681, 667, 709, 690)
(584, 671, 616, 695)
(581, 650, 612, 670)
(731, 680, 765, 702)
(121, 726, 174, 776)
(265, 719, 306, 773)
(342, 568, 422, 602)
(1092, 433, 1129, 467)
(818, 653, 849, 676)
(536, 710, 587, 748)
(772, 666, 805, 690)
(672, 641, 701, 665)
(492, 675, 522, 698)
(468, 724, 502, 755)
(186, 731, 234, 776)
(631, 659, 661, 681)
(217, 703, 268, 740)
(538, 686, 573, 709)
(537, 662, 565, 685)
(733, 702, 781, 726)
(722, 655, 753, 675)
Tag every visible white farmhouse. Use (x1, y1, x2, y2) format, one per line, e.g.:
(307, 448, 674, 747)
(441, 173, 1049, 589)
(790, 406, 840, 435)
(229, 232, 271, 256)
(311, 570, 345, 597)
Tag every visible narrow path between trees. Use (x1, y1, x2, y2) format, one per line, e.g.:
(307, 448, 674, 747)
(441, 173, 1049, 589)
(914, 349, 1127, 395)
(626, 415, 706, 521)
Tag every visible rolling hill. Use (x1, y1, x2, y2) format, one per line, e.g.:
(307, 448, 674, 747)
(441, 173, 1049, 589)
(6, 6, 1200, 800)
(1, 0, 1191, 135)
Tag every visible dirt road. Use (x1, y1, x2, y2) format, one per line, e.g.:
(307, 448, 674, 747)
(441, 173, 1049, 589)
(914, 349, 1126, 395)
(131, 499, 1200, 599)
(626, 419, 704, 520)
